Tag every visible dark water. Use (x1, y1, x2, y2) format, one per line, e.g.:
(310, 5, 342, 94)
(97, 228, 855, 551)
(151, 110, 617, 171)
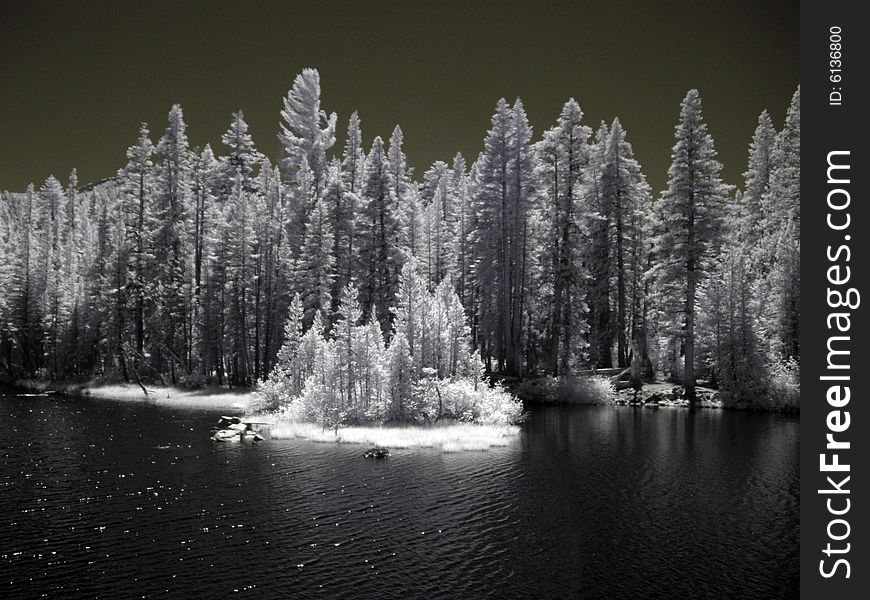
(0, 387, 799, 599)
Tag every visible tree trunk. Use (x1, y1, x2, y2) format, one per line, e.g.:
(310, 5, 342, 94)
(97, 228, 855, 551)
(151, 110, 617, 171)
(685, 193, 697, 405)
(616, 149, 627, 368)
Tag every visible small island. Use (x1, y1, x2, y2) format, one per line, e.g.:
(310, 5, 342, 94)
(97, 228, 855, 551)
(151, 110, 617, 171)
(247, 261, 524, 452)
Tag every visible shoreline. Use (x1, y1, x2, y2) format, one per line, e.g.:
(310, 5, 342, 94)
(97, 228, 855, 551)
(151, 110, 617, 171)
(255, 418, 521, 452)
(3, 377, 796, 454)
(510, 375, 799, 413)
(3, 379, 520, 451)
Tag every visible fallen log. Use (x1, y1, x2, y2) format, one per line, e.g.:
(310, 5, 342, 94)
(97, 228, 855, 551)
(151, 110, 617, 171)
(575, 367, 626, 377)
(609, 367, 631, 383)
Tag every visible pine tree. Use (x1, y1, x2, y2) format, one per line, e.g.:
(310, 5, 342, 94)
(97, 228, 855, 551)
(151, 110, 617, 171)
(84, 193, 116, 376)
(471, 98, 536, 375)
(450, 153, 473, 309)
(220, 110, 263, 189)
(284, 156, 318, 261)
(119, 123, 154, 362)
(650, 90, 731, 403)
(768, 219, 800, 360)
(256, 158, 286, 379)
(601, 118, 650, 367)
(190, 144, 219, 377)
(15, 184, 44, 373)
(59, 169, 85, 377)
(152, 104, 192, 382)
(37, 176, 66, 378)
(0, 195, 14, 374)
(359, 306, 387, 419)
(259, 293, 304, 407)
(323, 160, 355, 322)
(583, 121, 613, 368)
(431, 279, 474, 378)
(276, 293, 304, 376)
(296, 196, 335, 330)
(341, 111, 365, 194)
(766, 88, 800, 237)
(764, 87, 800, 360)
(223, 176, 256, 386)
(701, 240, 765, 404)
(385, 331, 413, 420)
(332, 282, 363, 417)
(218, 111, 263, 383)
(392, 258, 427, 363)
(295, 310, 327, 396)
(357, 136, 401, 334)
(278, 68, 337, 194)
(0, 189, 34, 374)
(421, 161, 453, 288)
(534, 99, 591, 375)
(386, 125, 414, 257)
(105, 192, 131, 380)
(741, 110, 777, 245)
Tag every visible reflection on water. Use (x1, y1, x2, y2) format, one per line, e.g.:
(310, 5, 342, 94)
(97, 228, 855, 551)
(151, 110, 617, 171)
(0, 388, 798, 599)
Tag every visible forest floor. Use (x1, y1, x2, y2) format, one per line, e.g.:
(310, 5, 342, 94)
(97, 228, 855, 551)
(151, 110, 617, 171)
(512, 374, 724, 408)
(9, 378, 254, 411)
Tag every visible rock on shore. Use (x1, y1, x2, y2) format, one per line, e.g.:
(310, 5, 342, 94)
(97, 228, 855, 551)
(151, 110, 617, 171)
(613, 382, 722, 408)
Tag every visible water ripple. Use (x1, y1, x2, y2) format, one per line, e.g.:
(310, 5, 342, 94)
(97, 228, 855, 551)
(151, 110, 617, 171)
(0, 391, 798, 599)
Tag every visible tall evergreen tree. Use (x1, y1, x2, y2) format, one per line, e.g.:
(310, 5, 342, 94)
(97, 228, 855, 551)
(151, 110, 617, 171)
(741, 110, 777, 245)
(471, 98, 536, 375)
(386, 125, 414, 258)
(220, 111, 263, 190)
(650, 90, 731, 403)
(255, 158, 287, 380)
(119, 123, 154, 362)
(600, 118, 650, 367)
(450, 153, 473, 309)
(37, 176, 66, 378)
(584, 122, 613, 367)
(278, 68, 337, 194)
(152, 104, 192, 383)
(190, 144, 219, 376)
(764, 87, 800, 360)
(534, 99, 591, 375)
(420, 161, 453, 288)
(341, 111, 365, 195)
(323, 160, 355, 322)
(357, 136, 401, 334)
(296, 196, 335, 330)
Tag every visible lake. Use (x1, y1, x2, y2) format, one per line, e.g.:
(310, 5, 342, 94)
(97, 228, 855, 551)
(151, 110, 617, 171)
(0, 387, 798, 599)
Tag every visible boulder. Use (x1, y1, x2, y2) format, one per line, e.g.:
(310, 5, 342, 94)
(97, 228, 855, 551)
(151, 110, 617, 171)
(364, 447, 391, 459)
(217, 416, 242, 428)
(212, 429, 242, 442)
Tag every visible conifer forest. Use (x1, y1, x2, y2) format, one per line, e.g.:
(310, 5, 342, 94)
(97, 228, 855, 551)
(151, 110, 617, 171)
(0, 70, 800, 415)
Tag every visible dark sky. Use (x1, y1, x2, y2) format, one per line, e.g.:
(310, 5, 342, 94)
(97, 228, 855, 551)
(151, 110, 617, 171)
(0, 0, 798, 194)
